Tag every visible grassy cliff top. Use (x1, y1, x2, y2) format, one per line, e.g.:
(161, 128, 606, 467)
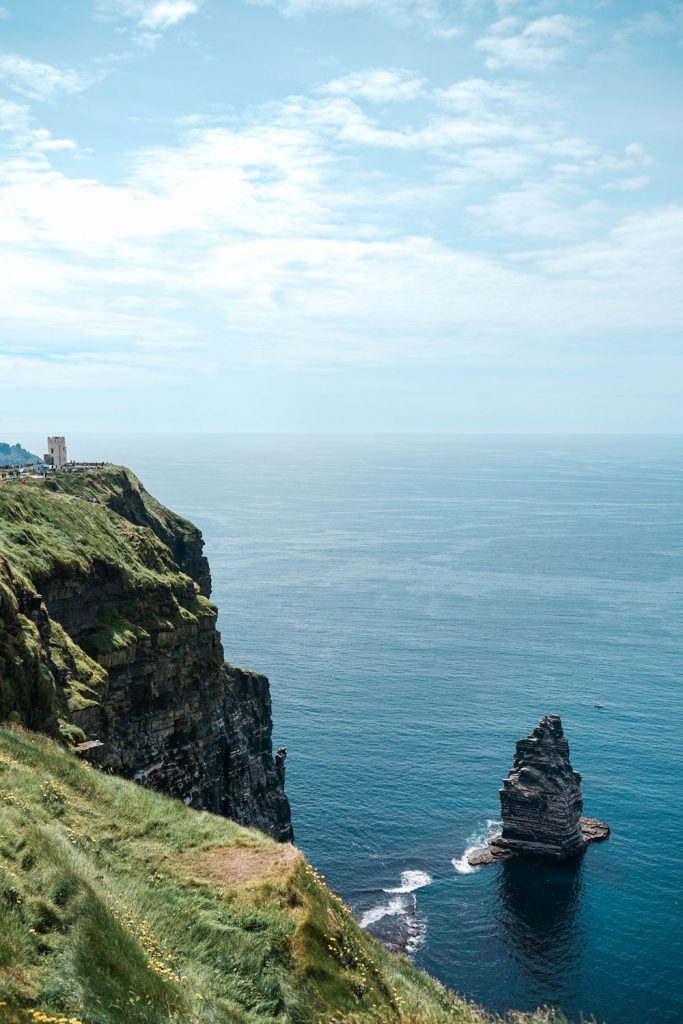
(0, 467, 215, 739)
(0, 726, 564, 1024)
(37, 468, 209, 584)
(0, 467, 207, 594)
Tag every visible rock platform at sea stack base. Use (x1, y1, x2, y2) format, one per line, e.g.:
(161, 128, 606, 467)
(469, 715, 610, 866)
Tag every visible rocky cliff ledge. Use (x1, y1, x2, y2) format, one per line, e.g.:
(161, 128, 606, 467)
(0, 466, 292, 841)
(469, 715, 609, 865)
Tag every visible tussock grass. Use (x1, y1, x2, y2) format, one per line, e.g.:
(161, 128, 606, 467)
(0, 727, 568, 1024)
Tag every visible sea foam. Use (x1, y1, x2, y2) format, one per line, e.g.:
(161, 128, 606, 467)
(452, 819, 502, 875)
(383, 869, 433, 893)
(359, 869, 432, 953)
(359, 896, 407, 928)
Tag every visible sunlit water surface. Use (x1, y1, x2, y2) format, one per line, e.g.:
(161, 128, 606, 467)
(60, 435, 683, 1024)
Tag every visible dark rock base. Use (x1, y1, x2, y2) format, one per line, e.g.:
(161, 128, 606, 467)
(468, 816, 610, 866)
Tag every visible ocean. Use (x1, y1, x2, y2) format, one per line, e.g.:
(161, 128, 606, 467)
(37, 434, 683, 1024)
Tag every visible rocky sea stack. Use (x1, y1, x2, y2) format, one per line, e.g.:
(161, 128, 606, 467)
(469, 714, 609, 865)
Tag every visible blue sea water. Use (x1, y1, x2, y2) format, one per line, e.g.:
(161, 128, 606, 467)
(56, 434, 683, 1024)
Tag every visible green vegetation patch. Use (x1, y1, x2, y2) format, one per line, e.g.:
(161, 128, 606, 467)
(0, 468, 216, 734)
(0, 727, 567, 1024)
(0, 479, 187, 593)
(40, 468, 209, 592)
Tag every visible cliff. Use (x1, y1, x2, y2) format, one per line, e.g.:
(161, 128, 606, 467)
(0, 725, 567, 1024)
(0, 466, 291, 842)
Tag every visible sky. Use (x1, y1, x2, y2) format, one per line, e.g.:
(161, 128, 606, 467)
(0, 0, 682, 433)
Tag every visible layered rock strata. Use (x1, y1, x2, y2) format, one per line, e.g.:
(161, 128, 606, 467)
(0, 467, 292, 842)
(469, 715, 609, 865)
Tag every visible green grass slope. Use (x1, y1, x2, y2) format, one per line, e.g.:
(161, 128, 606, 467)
(37, 468, 212, 595)
(0, 471, 194, 593)
(0, 471, 215, 738)
(0, 727, 563, 1024)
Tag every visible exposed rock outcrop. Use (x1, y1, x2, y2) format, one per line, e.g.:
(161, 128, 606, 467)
(469, 715, 609, 865)
(115, 662, 293, 841)
(0, 467, 292, 842)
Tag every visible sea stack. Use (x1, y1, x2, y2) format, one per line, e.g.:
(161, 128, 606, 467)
(469, 715, 609, 865)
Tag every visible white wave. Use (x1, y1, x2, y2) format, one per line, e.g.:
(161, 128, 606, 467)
(405, 911, 428, 955)
(452, 819, 502, 876)
(359, 890, 428, 957)
(383, 869, 433, 894)
(359, 868, 432, 953)
(452, 851, 478, 875)
(359, 896, 407, 928)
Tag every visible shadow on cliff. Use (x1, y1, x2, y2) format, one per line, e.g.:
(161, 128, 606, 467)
(495, 858, 586, 999)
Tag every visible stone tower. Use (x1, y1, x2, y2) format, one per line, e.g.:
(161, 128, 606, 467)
(44, 436, 67, 469)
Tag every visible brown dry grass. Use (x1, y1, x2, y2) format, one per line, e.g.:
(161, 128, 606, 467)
(173, 842, 302, 891)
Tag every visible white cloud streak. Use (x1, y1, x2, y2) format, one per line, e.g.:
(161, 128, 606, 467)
(94, 0, 200, 40)
(248, 0, 461, 38)
(321, 68, 425, 102)
(0, 53, 87, 101)
(477, 15, 585, 70)
(139, 1, 199, 29)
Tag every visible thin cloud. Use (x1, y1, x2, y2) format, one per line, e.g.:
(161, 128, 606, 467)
(613, 6, 683, 46)
(0, 98, 32, 132)
(468, 183, 602, 241)
(477, 15, 586, 70)
(0, 349, 197, 388)
(139, 1, 199, 29)
(321, 69, 425, 102)
(436, 77, 542, 113)
(248, 0, 461, 38)
(94, 0, 200, 37)
(603, 175, 651, 192)
(0, 53, 86, 101)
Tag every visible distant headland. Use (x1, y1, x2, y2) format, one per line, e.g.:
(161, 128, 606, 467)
(0, 442, 40, 467)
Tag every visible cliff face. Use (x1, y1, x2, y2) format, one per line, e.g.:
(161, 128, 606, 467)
(0, 467, 292, 841)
